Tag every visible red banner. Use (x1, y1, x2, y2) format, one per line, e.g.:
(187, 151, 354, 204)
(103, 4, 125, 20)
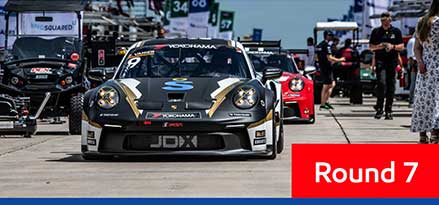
(292, 144, 439, 198)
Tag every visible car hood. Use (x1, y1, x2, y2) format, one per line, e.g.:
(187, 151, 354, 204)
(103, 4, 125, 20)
(112, 77, 246, 111)
(278, 72, 303, 84)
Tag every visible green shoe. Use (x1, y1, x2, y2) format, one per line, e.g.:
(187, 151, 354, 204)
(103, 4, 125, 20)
(319, 104, 331, 111)
(325, 103, 334, 110)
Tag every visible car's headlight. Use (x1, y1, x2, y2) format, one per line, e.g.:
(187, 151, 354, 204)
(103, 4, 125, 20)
(233, 86, 259, 109)
(97, 86, 119, 109)
(289, 78, 304, 92)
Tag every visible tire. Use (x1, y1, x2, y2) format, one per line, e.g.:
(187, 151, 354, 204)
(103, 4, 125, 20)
(277, 93, 284, 154)
(305, 114, 316, 124)
(69, 93, 83, 135)
(277, 121, 284, 154)
(268, 107, 277, 159)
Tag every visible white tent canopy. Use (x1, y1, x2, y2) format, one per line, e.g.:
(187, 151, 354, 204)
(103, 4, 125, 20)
(315, 22, 359, 31)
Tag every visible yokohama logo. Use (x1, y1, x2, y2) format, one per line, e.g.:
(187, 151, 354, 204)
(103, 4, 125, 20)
(168, 44, 217, 49)
(147, 112, 201, 119)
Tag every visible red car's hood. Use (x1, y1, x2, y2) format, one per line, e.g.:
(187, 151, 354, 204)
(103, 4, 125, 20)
(278, 72, 304, 85)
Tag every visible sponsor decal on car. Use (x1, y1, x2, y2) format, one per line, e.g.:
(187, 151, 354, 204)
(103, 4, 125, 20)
(162, 79, 194, 91)
(150, 135, 198, 149)
(254, 138, 266, 145)
(163, 122, 184, 128)
(146, 112, 202, 119)
(229, 113, 252, 117)
(31, 68, 51, 74)
(168, 44, 217, 49)
(99, 113, 119, 117)
(129, 50, 155, 59)
(246, 50, 275, 55)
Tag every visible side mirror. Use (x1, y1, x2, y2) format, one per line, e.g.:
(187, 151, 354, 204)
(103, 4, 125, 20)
(88, 67, 116, 82)
(304, 66, 316, 75)
(262, 67, 283, 83)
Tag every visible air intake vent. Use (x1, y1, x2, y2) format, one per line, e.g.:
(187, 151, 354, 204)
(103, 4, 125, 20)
(168, 93, 185, 102)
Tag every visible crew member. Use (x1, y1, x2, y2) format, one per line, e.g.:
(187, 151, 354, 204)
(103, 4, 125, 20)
(369, 12, 404, 120)
(317, 31, 345, 110)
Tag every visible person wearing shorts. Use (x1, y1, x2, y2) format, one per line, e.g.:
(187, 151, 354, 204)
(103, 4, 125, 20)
(317, 31, 346, 110)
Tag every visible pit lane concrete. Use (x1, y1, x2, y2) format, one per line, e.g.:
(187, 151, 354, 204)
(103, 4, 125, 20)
(0, 96, 417, 197)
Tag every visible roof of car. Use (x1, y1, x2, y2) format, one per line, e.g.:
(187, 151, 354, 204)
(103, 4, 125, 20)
(5, 0, 85, 12)
(141, 38, 232, 46)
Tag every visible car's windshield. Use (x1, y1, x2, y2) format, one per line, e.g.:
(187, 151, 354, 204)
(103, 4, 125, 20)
(249, 53, 298, 74)
(117, 45, 250, 79)
(6, 37, 81, 62)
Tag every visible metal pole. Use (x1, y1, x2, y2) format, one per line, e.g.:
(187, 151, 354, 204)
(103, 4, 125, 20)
(16, 12, 19, 37)
(77, 11, 82, 39)
(5, 13, 9, 51)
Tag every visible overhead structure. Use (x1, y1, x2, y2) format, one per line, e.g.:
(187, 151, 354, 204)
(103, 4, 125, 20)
(370, 0, 432, 19)
(4, 0, 84, 12)
(313, 22, 360, 47)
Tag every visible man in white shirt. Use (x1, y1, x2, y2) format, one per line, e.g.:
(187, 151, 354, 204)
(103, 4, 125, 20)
(407, 32, 416, 107)
(306, 37, 315, 67)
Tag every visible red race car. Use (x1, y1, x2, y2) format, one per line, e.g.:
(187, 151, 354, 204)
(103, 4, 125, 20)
(242, 41, 316, 123)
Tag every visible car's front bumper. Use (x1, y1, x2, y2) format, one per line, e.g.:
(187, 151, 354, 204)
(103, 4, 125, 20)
(81, 115, 275, 157)
(283, 93, 314, 121)
(0, 116, 37, 135)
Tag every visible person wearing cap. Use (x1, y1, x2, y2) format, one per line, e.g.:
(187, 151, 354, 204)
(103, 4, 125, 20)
(369, 12, 404, 120)
(317, 31, 346, 110)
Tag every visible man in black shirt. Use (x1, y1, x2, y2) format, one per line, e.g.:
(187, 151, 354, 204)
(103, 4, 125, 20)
(317, 31, 345, 110)
(369, 12, 404, 120)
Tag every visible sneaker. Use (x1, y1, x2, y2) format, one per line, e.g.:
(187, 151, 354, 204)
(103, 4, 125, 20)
(419, 135, 429, 144)
(319, 104, 331, 111)
(384, 113, 393, 120)
(325, 103, 334, 110)
(374, 110, 384, 119)
(431, 135, 439, 144)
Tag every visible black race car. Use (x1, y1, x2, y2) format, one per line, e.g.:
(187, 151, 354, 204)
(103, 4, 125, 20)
(82, 38, 284, 159)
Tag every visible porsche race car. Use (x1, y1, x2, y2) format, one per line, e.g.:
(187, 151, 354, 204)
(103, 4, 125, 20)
(82, 39, 284, 159)
(242, 41, 316, 123)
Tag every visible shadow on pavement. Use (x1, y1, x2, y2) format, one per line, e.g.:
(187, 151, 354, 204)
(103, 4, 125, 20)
(35, 131, 70, 135)
(46, 153, 270, 163)
(351, 110, 412, 113)
(318, 113, 412, 118)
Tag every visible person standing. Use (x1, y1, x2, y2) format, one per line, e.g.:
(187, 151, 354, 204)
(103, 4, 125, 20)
(369, 12, 404, 120)
(317, 31, 345, 110)
(406, 31, 417, 107)
(411, 0, 439, 143)
(306, 37, 315, 67)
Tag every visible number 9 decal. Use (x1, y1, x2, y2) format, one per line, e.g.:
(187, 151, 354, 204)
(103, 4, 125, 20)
(127, 57, 141, 69)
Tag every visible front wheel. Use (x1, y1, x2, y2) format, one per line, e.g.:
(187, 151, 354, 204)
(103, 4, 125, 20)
(268, 108, 277, 159)
(277, 120, 284, 154)
(305, 114, 315, 124)
(69, 93, 83, 135)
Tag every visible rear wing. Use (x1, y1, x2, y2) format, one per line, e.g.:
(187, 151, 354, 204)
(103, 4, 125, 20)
(239, 40, 281, 48)
(239, 40, 282, 54)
